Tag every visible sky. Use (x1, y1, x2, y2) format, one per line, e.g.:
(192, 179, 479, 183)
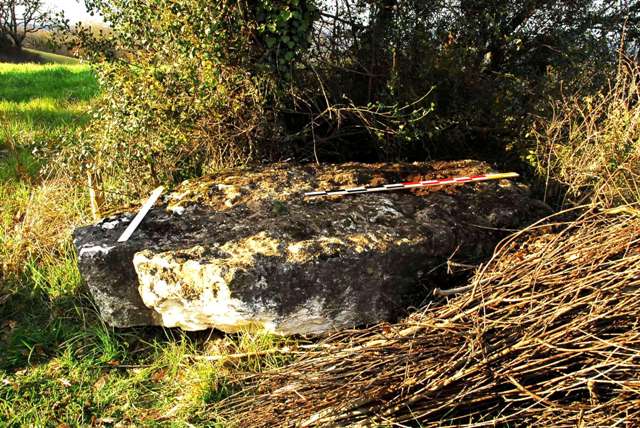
(45, 0, 104, 24)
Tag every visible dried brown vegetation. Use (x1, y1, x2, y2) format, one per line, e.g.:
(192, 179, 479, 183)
(534, 58, 640, 208)
(0, 178, 88, 280)
(218, 207, 640, 426)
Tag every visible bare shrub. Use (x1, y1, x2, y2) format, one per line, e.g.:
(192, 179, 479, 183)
(534, 58, 640, 207)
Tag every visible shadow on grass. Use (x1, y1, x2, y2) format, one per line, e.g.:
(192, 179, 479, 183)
(0, 47, 44, 64)
(0, 147, 41, 183)
(0, 270, 279, 425)
(0, 290, 85, 371)
(0, 280, 226, 373)
(0, 283, 210, 424)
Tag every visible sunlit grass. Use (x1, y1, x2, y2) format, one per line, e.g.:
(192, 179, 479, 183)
(0, 98, 92, 127)
(0, 63, 97, 103)
(0, 63, 103, 425)
(0, 64, 97, 148)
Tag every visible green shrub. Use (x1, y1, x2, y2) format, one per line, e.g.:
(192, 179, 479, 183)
(59, 0, 317, 202)
(61, 0, 636, 204)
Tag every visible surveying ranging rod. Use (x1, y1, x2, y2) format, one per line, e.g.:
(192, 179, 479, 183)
(117, 186, 164, 242)
(304, 172, 519, 198)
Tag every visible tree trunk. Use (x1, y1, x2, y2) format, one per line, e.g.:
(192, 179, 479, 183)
(367, 0, 397, 102)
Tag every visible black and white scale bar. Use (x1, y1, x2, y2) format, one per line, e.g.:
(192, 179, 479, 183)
(304, 172, 519, 198)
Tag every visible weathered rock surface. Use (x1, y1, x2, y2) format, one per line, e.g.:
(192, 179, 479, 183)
(73, 160, 549, 334)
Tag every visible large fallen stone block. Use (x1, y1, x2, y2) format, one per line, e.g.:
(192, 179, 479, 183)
(73, 161, 549, 334)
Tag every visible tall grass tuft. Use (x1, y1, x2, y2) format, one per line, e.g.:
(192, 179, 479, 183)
(534, 57, 640, 208)
(0, 178, 90, 283)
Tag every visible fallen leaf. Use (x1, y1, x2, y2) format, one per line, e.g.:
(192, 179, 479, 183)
(93, 375, 108, 391)
(151, 369, 166, 382)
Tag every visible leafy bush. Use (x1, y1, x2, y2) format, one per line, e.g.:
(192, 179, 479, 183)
(61, 0, 318, 201)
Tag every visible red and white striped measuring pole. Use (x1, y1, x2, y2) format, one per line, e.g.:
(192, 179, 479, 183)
(304, 172, 519, 198)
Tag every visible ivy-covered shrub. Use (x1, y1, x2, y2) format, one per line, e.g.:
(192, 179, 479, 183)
(62, 0, 317, 199)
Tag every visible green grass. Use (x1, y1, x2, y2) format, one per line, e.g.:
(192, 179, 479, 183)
(0, 62, 289, 426)
(0, 63, 98, 148)
(0, 63, 96, 102)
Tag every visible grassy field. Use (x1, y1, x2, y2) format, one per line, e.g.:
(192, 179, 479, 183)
(0, 63, 284, 426)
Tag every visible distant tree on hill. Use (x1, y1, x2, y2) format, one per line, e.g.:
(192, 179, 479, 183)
(0, 0, 57, 51)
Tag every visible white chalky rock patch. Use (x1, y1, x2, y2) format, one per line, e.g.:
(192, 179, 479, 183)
(134, 250, 279, 332)
(168, 205, 186, 215)
(79, 244, 115, 258)
(101, 220, 121, 230)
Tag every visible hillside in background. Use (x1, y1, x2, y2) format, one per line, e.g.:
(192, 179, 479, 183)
(0, 47, 78, 64)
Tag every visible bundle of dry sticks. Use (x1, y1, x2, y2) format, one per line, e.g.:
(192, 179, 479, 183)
(218, 207, 640, 427)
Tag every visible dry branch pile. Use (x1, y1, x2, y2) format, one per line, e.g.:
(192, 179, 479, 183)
(218, 208, 640, 427)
